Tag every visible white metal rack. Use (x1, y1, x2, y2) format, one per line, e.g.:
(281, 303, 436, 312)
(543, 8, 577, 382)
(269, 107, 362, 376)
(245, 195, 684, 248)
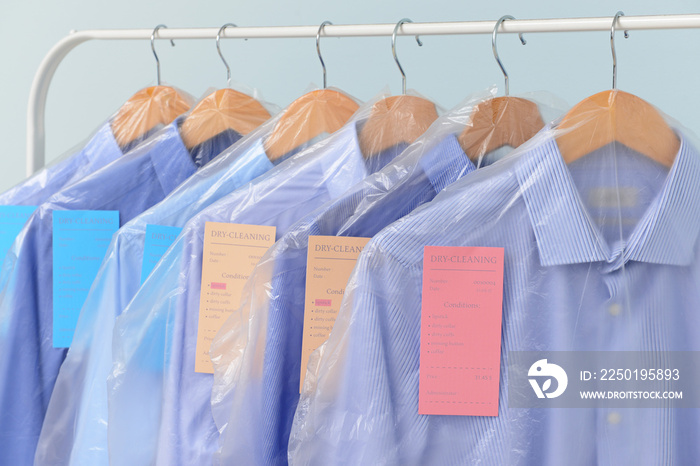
(26, 14, 700, 176)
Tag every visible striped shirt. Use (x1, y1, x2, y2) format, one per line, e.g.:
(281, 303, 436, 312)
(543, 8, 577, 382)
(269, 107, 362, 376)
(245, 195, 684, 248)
(0, 119, 198, 466)
(35, 126, 269, 466)
(107, 106, 409, 466)
(210, 132, 476, 466)
(290, 129, 700, 465)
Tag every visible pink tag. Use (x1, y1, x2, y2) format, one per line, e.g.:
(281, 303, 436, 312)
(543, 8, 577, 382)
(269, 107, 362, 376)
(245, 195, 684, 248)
(419, 246, 504, 416)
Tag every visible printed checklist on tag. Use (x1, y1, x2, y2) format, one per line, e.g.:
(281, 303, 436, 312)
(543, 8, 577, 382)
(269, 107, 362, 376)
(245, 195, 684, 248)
(419, 246, 504, 416)
(196, 222, 276, 373)
(300, 235, 370, 391)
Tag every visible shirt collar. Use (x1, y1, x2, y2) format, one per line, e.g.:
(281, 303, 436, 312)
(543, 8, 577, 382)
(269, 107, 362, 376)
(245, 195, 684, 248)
(515, 131, 700, 268)
(418, 133, 476, 193)
(187, 130, 274, 184)
(149, 117, 198, 194)
(83, 122, 123, 166)
(235, 137, 274, 172)
(317, 120, 368, 199)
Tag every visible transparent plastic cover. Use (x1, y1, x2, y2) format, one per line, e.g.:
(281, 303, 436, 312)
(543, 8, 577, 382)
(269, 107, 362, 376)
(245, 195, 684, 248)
(208, 87, 569, 465)
(107, 89, 445, 465)
(0, 84, 195, 207)
(288, 90, 700, 465)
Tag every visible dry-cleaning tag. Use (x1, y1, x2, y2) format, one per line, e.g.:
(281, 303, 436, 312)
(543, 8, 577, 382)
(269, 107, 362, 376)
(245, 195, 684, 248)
(196, 222, 276, 373)
(299, 235, 370, 391)
(419, 246, 504, 416)
(53, 210, 119, 348)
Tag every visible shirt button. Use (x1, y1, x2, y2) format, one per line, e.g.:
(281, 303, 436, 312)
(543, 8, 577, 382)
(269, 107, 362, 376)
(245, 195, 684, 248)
(607, 411, 622, 425)
(608, 303, 622, 316)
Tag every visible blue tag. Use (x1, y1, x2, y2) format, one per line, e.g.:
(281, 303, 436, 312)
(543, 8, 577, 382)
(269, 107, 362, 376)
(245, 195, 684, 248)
(53, 210, 119, 347)
(141, 224, 182, 284)
(0, 206, 37, 261)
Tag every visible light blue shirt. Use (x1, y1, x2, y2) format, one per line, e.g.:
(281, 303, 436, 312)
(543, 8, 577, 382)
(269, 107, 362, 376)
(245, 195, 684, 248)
(0, 120, 197, 466)
(289, 130, 700, 465)
(211, 133, 476, 466)
(0, 123, 123, 206)
(108, 113, 408, 466)
(35, 132, 275, 466)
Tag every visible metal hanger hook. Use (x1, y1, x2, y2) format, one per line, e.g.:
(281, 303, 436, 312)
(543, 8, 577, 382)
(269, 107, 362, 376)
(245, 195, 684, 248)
(151, 25, 175, 86)
(611, 11, 629, 90)
(492, 15, 526, 96)
(217, 23, 238, 88)
(392, 18, 423, 95)
(316, 21, 333, 89)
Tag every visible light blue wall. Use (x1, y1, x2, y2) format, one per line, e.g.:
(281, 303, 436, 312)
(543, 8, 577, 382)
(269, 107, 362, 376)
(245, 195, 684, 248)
(1, 0, 699, 191)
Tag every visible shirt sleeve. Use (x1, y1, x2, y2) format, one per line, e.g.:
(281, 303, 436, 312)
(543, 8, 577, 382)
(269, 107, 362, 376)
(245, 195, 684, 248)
(0, 209, 58, 466)
(35, 226, 144, 465)
(289, 236, 426, 465)
(210, 236, 305, 465)
(108, 229, 194, 465)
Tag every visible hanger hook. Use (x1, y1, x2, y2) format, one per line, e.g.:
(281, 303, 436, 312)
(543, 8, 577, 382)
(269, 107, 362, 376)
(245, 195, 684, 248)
(611, 11, 629, 90)
(492, 15, 526, 97)
(151, 25, 175, 86)
(316, 21, 333, 89)
(392, 18, 423, 95)
(217, 23, 238, 88)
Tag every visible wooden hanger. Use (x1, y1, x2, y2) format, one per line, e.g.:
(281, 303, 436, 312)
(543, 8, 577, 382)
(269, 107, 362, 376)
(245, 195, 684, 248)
(458, 96, 544, 160)
(556, 91, 678, 168)
(557, 12, 679, 167)
(180, 24, 271, 149)
(358, 19, 438, 157)
(264, 89, 359, 161)
(111, 85, 191, 149)
(358, 95, 438, 156)
(111, 25, 191, 149)
(180, 89, 271, 149)
(264, 22, 360, 161)
(459, 16, 544, 160)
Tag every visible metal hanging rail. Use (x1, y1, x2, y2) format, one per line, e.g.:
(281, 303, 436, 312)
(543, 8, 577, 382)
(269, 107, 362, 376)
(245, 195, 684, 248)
(26, 14, 700, 176)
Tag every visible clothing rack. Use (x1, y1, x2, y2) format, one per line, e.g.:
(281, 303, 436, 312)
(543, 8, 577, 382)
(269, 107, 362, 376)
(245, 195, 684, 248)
(27, 13, 700, 176)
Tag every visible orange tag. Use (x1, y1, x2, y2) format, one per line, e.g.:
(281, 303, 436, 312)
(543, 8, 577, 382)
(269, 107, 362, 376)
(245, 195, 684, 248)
(300, 235, 370, 391)
(196, 222, 276, 373)
(419, 246, 504, 416)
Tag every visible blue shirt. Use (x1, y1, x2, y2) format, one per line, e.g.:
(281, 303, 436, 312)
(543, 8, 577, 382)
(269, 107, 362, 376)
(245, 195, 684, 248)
(0, 123, 123, 206)
(289, 130, 700, 465)
(0, 120, 198, 466)
(35, 130, 276, 466)
(210, 133, 476, 466)
(108, 113, 408, 466)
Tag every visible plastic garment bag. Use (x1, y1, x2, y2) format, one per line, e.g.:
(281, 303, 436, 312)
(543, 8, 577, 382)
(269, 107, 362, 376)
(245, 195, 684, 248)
(0, 85, 194, 207)
(289, 92, 700, 465)
(33, 88, 279, 466)
(0, 109, 207, 465)
(107, 90, 423, 466)
(208, 88, 567, 465)
(1, 124, 124, 206)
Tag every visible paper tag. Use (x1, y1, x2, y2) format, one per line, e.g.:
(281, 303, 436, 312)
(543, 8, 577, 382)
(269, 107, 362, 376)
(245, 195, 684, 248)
(53, 210, 119, 347)
(0, 206, 37, 261)
(300, 235, 370, 391)
(196, 222, 276, 373)
(419, 246, 504, 416)
(141, 224, 182, 284)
